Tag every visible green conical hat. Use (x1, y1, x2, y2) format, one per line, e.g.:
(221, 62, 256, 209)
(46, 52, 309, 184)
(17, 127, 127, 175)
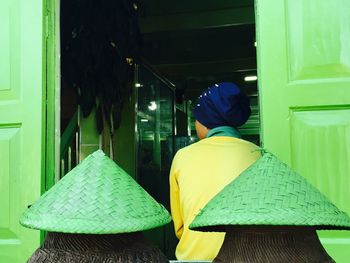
(190, 152, 350, 231)
(20, 150, 171, 234)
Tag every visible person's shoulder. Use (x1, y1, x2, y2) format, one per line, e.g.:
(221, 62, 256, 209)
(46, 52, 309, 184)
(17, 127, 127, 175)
(171, 144, 193, 168)
(174, 140, 209, 162)
(174, 141, 201, 156)
(234, 139, 261, 159)
(235, 138, 260, 150)
(236, 138, 259, 147)
(202, 136, 257, 148)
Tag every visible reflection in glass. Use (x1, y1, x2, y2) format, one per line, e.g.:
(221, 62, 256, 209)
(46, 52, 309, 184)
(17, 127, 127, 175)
(136, 65, 177, 258)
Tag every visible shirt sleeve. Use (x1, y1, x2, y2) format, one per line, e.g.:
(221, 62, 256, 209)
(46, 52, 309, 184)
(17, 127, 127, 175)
(169, 152, 184, 240)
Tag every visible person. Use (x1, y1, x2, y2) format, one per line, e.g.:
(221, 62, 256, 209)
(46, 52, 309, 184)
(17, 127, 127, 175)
(169, 82, 261, 260)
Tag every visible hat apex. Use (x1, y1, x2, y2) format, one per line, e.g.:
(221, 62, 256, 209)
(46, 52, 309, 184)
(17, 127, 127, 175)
(20, 150, 171, 234)
(190, 152, 350, 231)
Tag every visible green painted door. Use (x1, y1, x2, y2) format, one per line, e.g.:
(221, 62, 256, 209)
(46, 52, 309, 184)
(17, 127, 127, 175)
(256, 0, 350, 261)
(0, 0, 45, 262)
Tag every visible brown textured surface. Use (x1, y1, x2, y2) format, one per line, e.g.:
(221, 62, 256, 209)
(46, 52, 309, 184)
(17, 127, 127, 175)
(27, 232, 168, 263)
(213, 227, 335, 263)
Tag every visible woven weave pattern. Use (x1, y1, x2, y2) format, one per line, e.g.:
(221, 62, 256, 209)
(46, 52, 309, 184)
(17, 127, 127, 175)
(190, 152, 350, 230)
(27, 232, 168, 263)
(213, 228, 334, 263)
(20, 150, 171, 234)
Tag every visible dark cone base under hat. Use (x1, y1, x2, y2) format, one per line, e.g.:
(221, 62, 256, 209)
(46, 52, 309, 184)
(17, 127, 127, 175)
(214, 227, 334, 263)
(27, 232, 168, 263)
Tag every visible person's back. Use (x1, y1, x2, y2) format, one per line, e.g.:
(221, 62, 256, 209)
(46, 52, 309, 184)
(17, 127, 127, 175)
(169, 82, 260, 260)
(170, 136, 260, 260)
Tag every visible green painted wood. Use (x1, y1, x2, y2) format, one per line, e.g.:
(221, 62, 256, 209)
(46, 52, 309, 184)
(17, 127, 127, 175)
(79, 108, 100, 161)
(114, 93, 136, 178)
(0, 0, 45, 262)
(256, 0, 350, 261)
(60, 110, 78, 158)
(45, 0, 60, 190)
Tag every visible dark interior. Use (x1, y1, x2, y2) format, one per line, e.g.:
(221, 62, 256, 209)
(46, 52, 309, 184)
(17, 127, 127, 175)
(139, 0, 259, 144)
(60, 0, 259, 259)
(140, 0, 257, 101)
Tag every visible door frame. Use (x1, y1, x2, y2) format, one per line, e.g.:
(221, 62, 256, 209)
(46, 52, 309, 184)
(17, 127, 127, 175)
(44, 0, 61, 191)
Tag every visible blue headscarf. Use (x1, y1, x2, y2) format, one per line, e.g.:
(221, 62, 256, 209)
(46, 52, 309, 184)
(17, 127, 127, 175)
(193, 82, 251, 129)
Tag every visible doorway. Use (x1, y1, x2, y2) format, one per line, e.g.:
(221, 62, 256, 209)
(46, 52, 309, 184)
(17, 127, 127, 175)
(59, 0, 259, 259)
(138, 0, 259, 259)
(140, 0, 259, 145)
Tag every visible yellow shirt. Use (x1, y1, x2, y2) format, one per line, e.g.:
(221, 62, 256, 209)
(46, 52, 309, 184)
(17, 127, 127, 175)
(169, 136, 260, 260)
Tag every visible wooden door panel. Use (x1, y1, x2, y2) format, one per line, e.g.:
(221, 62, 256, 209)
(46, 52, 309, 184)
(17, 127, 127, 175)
(290, 108, 350, 215)
(0, 0, 44, 262)
(0, 127, 21, 262)
(257, 0, 350, 261)
(286, 0, 350, 80)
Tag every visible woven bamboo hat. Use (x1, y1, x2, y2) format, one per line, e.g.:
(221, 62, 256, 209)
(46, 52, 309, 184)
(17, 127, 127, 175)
(20, 150, 171, 234)
(190, 152, 350, 231)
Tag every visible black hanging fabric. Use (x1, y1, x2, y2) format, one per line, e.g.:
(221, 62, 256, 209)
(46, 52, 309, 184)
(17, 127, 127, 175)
(61, 0, 142, 133)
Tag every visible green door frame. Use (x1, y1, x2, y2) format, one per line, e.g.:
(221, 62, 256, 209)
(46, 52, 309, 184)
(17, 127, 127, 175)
(44, 0, 60, 191)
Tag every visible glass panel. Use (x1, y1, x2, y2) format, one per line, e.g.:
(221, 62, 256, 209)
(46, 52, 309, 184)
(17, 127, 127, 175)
(136, 65, 176, 258)
(137, 65, 174, 204)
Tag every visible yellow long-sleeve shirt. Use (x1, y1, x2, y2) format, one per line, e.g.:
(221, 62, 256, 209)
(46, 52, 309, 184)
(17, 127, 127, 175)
(169, 136, 260, 260)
